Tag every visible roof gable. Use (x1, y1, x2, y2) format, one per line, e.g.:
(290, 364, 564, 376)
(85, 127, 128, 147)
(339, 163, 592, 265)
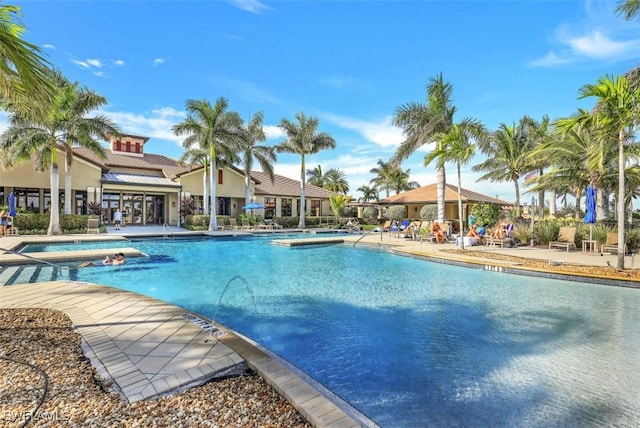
(251, 171, 335, 198)
(378, 183, 511, 205)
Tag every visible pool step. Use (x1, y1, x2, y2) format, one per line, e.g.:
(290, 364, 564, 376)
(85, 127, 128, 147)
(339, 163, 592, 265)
(0, 265, 61, 286)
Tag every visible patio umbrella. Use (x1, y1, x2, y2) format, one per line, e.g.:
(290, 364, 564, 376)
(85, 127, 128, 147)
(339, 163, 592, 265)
(583, 185, 596, 241)
(242, 202, 264, 210)
(8, 191, 16, 217)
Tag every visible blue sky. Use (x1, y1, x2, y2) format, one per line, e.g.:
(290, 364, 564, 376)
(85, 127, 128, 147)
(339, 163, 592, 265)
(7, 0, 640, 204)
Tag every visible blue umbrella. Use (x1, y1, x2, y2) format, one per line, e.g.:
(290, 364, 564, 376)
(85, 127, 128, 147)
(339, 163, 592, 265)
(8, 191, 16, 217)
(584, 185, 596, 240)
(242, 202, 264, 210)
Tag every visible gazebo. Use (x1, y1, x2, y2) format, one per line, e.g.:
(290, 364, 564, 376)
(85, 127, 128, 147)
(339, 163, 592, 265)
(376, 183, 512, 223)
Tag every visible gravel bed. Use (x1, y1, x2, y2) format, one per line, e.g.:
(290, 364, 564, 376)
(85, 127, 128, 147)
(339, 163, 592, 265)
(0, 308, 311, 427)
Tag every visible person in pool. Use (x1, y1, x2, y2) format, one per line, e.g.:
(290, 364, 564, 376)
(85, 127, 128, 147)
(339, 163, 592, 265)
(78, 252, 125, 268)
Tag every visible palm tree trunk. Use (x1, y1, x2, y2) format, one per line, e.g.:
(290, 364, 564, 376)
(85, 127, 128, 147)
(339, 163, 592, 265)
(244, 173, 252, 207)
(596, 186, 606, 220)
(617, 131, 625, 270)
(513, 178, 521, 217)
(299, 154, 306, 228)
(48, 163, 62, 235)
(548, 189, 556, 215)
(456, 164, 464, 250)
(64, 149, 73, 214)
(209, 153, 218, 231)
(202, 163, 208, 215)
(436, 165, 446, 223)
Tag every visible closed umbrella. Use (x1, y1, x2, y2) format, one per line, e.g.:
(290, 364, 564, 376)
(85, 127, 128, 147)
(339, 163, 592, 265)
(583, 185, 596, 241)
(8, 192, 16, 217)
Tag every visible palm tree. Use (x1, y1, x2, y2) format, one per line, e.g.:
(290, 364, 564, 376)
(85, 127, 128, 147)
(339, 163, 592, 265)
(520, 115, 554, 217)
(277, 112, 336, 228)
(393, 73, 456, 223)
(0, 70, 119, 234)
(329, 194, 351, 225)
(557, 75, 640, 270)
(323, 168, 349, 194)
(473, 122, 533, 217)
(369, 160, 395, 197)
(615, 0, 640, 20)
(55, 74, 119, 214)
(425, 120, 488, 249)
(306, 164, 324, 187)
(389, 167, 420, 194)
(173, 97, 243, 231)
(238, 111, 276, 207)
(0, 5, 53, 108)
(357, 185, 378, 202)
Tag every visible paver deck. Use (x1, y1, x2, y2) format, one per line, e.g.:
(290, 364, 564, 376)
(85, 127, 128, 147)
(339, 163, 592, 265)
(0, 281, 367, 427)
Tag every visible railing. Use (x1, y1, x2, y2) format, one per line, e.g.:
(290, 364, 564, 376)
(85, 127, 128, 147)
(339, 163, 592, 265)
(0, 246, 66, 278)
(352, 228, 377, 247)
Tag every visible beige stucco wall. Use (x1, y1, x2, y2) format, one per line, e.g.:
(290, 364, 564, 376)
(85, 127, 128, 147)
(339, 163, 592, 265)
(0, 151, 102, 190)
(178, 168, 249, 199)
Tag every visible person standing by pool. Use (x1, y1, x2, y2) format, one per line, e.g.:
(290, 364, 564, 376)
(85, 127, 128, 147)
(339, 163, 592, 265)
(114, 208, 122, 231)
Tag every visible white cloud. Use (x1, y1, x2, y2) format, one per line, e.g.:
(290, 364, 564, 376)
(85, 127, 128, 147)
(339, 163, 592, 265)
(264, 125, 285, 140)
(71, 59, 90, 69)
(322, 113, 404, 147)
(113, 59, 125, 66)
(531, 1, 640, 67)
(43, 43, 56, 50)
(86, 58, 102, 68)
(226, 0, 270, 14)
(102, 107, 186, 148)
(153, 58, 167, 66)
(93, 71, 106, 77)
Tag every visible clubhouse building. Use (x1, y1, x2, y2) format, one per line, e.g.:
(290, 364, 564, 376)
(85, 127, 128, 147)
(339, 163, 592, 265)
(0, 134, 336, 226)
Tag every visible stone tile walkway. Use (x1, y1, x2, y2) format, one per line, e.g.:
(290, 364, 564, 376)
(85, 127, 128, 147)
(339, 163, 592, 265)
(0, 281, 366, 427)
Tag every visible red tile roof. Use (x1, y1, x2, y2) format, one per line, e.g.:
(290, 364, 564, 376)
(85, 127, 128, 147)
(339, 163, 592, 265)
(378, 183, 511, 205)
(251, 171, 337, 198)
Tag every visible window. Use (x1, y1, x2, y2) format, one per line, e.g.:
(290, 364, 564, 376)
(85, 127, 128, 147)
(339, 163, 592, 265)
(310, 200, 321, 217)
(135, 142, 141, 153)
(115, 140, 121, 151)
(125, 141, 131, 152)
(282, 198, 292, 217)
(264, 197, 276, 219)
(75, 191, 87, 215)
(218, 169, 223, 185)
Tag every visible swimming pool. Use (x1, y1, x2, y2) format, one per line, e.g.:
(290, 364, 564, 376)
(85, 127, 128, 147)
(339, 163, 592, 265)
(10, 237, 640, 426)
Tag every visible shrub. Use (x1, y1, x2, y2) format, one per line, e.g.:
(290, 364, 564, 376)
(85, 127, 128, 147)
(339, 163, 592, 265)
(534, 221, 560, 245)
(626, 229, 640, 251)
(362, 207, 379, 224)
(470, 203, 501, 228)
(511, 223, 531, 245)
(386, 206, 406, 221)
(419, 205, 437, 221)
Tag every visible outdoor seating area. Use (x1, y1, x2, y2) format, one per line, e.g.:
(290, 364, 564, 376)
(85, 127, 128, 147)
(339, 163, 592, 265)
(601, 232, 627, 254)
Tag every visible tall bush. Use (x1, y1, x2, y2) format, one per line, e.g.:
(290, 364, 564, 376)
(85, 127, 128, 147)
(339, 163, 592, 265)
(419, 204, 437, 221)
(362, 207, 379, 224)
(470, 203, 501, 227)
(386, 206, 406, 221)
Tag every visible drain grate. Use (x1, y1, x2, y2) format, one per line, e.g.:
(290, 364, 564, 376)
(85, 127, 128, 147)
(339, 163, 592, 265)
(182, 313, 227, 338)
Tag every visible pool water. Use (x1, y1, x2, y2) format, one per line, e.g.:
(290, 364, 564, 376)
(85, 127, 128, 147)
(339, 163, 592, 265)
(14, 238, 640, 426)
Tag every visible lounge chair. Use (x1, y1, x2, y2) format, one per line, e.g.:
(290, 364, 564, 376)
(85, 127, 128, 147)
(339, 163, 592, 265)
(217, 218, 227, 231)
(600, 232, 626, 254)
(486, 223, 514, 248)
(241, 219, 253, 230)
(381, 220, 391, 232)
(548, 226, 577, 252)
(228, 218, 239, 230)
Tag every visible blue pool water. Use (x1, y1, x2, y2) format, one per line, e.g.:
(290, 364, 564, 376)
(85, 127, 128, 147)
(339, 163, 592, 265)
(17, 238, 640, 426)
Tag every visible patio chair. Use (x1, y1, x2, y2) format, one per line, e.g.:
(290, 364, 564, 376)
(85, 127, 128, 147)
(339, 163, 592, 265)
(5, 216, 18, 236)
(228, 218, 239, 230)
(87, 218, 100, 234)
(217, 218, 227, 231)
(241, 219, 253, 230)
(486, 223, 514, 248)
(600, 232, 627, 254)
(548, 226, 577, 252)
